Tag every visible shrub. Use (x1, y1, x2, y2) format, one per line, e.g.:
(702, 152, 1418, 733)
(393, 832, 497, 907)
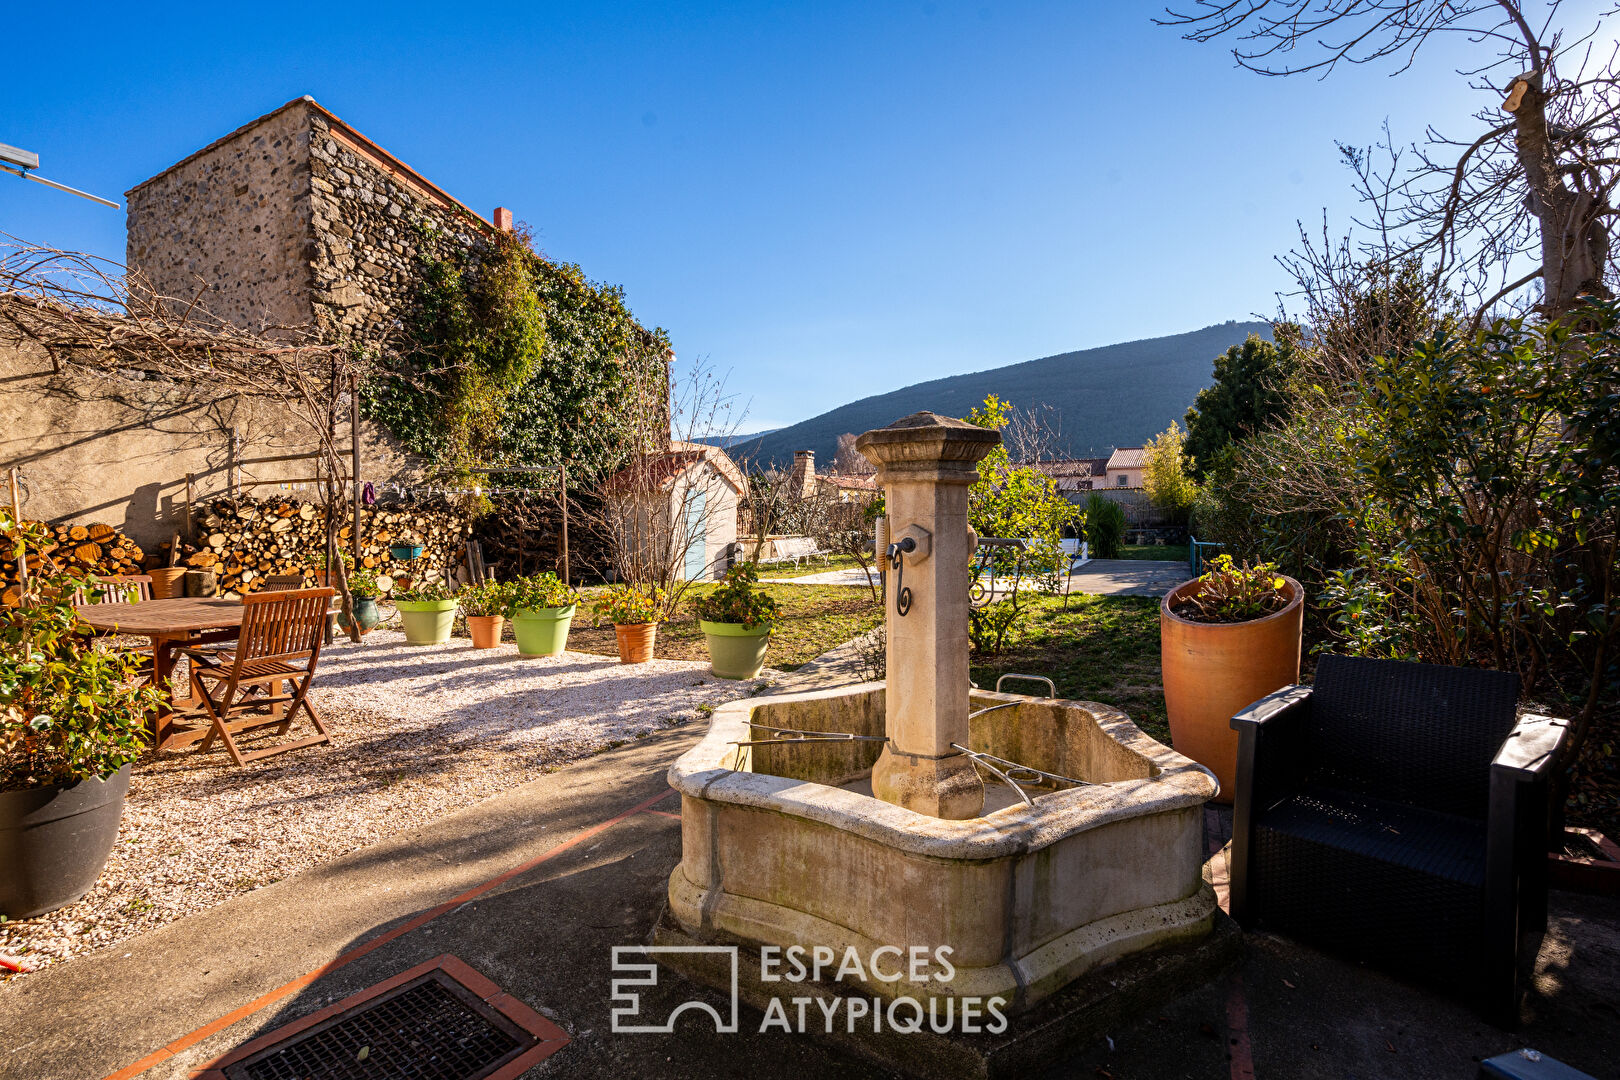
(592, 585, 666, 626)
(348, 573, 381, 600)
(395, 581, 453, 603)
(455, 579, 511, 617)
(1, 516, 165, 790)
(1085, 495, 1126, 558)
(506, 573, 574, 614)
(1173, 555, 1290, 624)
(690, 563, 779, 630)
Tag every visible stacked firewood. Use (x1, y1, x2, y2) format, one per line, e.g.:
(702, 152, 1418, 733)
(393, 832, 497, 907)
(0, 521, 147, 605)
(184, 499, 465, 597)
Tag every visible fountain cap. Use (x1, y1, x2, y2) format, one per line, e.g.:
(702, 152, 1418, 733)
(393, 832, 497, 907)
(855, 412, 1000, 479)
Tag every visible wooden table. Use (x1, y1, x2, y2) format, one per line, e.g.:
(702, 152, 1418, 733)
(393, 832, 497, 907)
(74, 597, 244, 748)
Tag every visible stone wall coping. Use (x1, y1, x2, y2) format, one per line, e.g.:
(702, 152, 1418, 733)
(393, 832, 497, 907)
(667, 683, 1218, 860)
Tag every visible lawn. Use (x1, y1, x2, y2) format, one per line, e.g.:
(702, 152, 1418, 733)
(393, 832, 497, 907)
(970, 593, 1168, 744)
(568, 583, 883, 670)
(1114, 543, 1189, 564)
(757, 553, 873, 579)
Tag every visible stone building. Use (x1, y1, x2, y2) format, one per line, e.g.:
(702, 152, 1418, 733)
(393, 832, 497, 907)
(126, 96, 499, 347)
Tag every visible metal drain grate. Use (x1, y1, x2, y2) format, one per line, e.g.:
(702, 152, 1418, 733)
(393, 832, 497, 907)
(223, 971, 535, 1080)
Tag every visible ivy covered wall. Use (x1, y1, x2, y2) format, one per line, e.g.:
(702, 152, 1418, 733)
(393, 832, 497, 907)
(362, 223, 670, 486)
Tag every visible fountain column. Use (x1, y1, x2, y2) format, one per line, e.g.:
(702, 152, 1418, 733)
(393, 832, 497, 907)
(856, 412, 999, 819)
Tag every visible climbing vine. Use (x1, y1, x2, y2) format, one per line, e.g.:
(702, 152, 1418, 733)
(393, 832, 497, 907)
(363, 221, 670, 504)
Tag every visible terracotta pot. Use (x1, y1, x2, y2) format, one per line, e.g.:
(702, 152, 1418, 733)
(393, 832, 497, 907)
(147, 567, 188, 599)
(467, 614, 506, 649)
(614, 622, 658, 664)
(1160, 575, 1303, 804)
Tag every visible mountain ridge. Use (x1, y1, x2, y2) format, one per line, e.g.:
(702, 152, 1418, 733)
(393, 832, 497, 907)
(730, 320, 1272, 467)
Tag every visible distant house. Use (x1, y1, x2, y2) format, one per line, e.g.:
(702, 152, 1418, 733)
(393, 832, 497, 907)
(1105, 447, 1146, 489)
(1035, 458, 1111, 493)
(789, 450, 879, 504)
(602, 442, 744, 581)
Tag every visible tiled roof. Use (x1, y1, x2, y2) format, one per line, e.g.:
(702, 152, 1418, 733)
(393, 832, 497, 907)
(1106, 447, 1146, 470)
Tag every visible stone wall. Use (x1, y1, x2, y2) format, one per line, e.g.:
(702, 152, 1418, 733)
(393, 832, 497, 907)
(126, 97, 492, 351)
(305, 108, 488, 347)
(0, 337, 414, 549)
(125, 102, 314, 334)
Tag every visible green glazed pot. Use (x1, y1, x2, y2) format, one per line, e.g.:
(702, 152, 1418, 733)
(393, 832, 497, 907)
(513, 605, 577, 656)
(339, 596, 382, 634)
(700, 620, 773, 680)
(395, 598, 457, 645)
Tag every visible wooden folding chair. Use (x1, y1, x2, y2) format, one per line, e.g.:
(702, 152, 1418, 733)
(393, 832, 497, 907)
(176, 588, 335, 766)
(76, 574, 158, 676)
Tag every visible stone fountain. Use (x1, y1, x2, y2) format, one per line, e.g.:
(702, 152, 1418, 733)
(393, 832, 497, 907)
(655, 413, 1232, 1071)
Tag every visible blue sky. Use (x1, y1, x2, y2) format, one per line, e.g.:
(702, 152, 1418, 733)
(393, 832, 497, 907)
(4, 1, 1501, 431)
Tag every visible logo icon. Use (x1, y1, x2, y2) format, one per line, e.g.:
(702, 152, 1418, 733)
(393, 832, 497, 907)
(610, 946, 739, 1033)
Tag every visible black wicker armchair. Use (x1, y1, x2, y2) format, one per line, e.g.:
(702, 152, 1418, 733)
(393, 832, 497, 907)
(1228, 655, 1571, 1023)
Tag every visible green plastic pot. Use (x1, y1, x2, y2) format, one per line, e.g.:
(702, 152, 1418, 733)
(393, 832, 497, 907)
(395, 598, 457, 645)
(701, 620, 773, 680)
(513, 605, 576, 656)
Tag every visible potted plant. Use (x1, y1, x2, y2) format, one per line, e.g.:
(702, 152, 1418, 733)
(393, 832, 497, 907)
(1160, 554, 1303, 803)
(310, 549, 351, 588)
(389, 542, 425, 561)
(591, 585, 665, 664)
(690, 563, 779, 679)
(339, 573, 383, 634)
(2, 521, 164, 918)
(394, 580, 457, 646)
(458, 580, 511, 650)
(507, 573, 577, 657)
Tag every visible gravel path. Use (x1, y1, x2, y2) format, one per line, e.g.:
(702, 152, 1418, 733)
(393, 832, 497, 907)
(0, 631, 776, 975)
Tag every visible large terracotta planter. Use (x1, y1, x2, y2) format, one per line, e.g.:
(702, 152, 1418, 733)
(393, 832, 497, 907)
(614, 622, 658, 664)
(513, 606, 575, 656)
(148, 567, 187, 599)
(0, 764, 130, 919)
(396, 598, 457, 645)
(1160, 575, 1303, 804)
(700, 620, 772, 680)
(467, 614, 506, 649)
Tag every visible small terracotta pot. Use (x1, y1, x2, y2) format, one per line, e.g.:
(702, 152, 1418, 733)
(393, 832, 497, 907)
(467, 614, 505, 649)
(614, 622, 657, 664)
(1160, 575, 1303, 804)
(148, 567, 188, 599)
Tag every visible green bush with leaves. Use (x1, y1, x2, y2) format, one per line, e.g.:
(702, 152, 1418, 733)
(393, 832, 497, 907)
(1085, 495, 1126, 559)
(691, 563, 779, 630)
(348, 573, 381, 600)
(1174, 555, 1290, 624)
(592, 585, 666, 626)
(395, 580, 453, 603)
(455, 579, 511, 617)
(1, 517, 164, 790)
(363, 224, 671, 500)
(1183, 333, 1297, 479)
(506, 573, 574, 614)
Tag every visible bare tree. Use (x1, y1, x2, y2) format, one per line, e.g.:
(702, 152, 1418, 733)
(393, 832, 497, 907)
(832, 433, 875, 475)
(580, 355, 744, 618)
(1163, 1, 1620, 318)
(0, 239, 371, 638)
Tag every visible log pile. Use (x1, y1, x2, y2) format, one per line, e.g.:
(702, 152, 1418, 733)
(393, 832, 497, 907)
(1, 521, 146, 605)
(186, 499, 466, 597)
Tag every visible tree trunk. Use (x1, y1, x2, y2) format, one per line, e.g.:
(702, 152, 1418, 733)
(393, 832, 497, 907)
(1510, 75, 1614, 318)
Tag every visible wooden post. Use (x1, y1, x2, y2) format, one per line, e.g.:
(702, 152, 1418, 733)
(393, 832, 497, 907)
(350, 373, 362, 564)
(9, 468, 25, 590)
(559, 464, 570, 586)
(228, 428, 241, 500)
(184, 473, 195, 538)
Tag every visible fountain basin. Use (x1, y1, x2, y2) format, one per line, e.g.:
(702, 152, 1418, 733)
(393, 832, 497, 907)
(666, 682, 1219, 1010)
